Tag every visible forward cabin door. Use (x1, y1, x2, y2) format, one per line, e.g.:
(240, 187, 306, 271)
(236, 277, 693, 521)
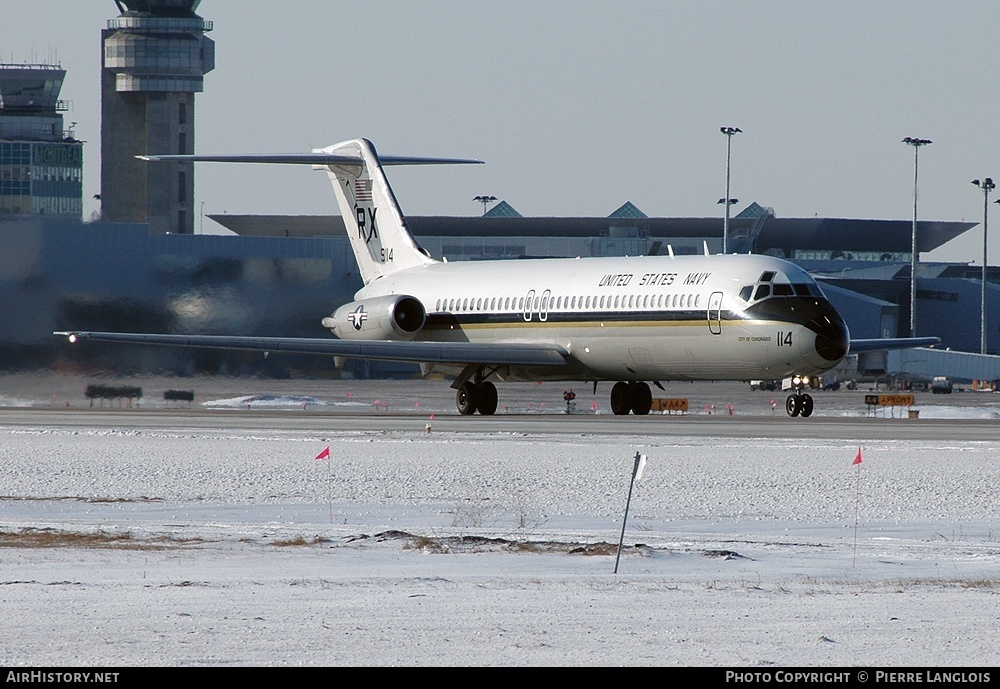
(707, 291, 723, 335)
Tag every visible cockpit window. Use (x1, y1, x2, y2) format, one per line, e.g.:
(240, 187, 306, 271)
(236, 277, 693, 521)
(741, 273, 825, 305)
(793, 283, 822, 297)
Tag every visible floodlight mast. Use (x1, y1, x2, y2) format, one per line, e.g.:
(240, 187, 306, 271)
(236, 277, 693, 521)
(473, 195, 497, 216)
(971, 178, 996, 354)
(720, 126, 741, 254)
(903, 137, 932, 337)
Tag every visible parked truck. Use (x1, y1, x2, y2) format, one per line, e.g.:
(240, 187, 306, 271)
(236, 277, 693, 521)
(930, 376, 953, 394)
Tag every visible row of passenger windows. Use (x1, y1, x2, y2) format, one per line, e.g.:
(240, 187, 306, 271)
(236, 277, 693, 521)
(434, 292, 704, 314)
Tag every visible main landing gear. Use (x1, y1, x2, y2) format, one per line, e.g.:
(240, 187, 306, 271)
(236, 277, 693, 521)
(609, 381, 653, 416)
(455, 380, 498, 416)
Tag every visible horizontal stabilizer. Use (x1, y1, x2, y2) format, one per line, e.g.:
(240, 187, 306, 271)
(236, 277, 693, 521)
(55, 331, 569, 368)
(849, 337, 941, 353)
(137, 153, 484, 167)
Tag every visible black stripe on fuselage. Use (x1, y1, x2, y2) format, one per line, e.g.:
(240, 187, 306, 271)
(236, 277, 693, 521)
(424, 297, 841, 330)
(426, 309, 744, 328)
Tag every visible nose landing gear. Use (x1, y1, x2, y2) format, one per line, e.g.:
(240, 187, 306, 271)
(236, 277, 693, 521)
(785, 388, 814, 418)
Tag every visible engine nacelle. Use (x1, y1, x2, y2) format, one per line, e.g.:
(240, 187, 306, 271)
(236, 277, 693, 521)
(322, 295, 426, 340)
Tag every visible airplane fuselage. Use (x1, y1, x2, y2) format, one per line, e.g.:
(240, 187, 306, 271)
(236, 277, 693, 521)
(343, 252, 849, 384)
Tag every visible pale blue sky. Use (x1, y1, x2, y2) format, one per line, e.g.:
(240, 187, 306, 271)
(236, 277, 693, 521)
(4, 1, 1000, 263)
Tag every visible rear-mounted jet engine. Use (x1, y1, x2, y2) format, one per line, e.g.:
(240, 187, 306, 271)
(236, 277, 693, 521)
(323, 295, 425, 340)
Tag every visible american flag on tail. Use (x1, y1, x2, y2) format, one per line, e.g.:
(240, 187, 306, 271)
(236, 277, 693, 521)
(354, 179, 373, 202)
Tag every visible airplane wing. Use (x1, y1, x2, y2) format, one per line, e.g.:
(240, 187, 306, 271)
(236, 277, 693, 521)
(849, 337, 941, 353)
(54, 331, 571, 368)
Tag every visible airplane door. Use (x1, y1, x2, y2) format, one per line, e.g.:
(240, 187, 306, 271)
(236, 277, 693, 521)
(539, 289, 551, 322)
(707, 291, 723, 335)
(523, 290, 535, 322)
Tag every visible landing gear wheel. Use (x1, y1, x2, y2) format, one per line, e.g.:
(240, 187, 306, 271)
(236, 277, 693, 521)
(800, 394, 814, 418)
(456, 382, 478, 415)
(785, 394, 801, 417)
(610, 381, 631, 415)
(478, 382, 498, 416)
(631, 382, 652, 416)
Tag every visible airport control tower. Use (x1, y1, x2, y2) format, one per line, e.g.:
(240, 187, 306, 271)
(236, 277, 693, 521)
(101, 0, 214, 233)
(0, 63, 84, 219)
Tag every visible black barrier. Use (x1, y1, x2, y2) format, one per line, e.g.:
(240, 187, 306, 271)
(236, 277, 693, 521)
(163, 390, 195, 403)
(84, 384, 142, 407)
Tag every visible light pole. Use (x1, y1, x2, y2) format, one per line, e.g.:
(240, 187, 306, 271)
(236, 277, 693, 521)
(720, 126, 741, 254)
(903, 137, 932, 337)
(473, 195, 497, 216)
(972, 178, 997, 354)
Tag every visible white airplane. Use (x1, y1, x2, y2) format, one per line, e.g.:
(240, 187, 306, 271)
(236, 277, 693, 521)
(57, 138, 938, 417)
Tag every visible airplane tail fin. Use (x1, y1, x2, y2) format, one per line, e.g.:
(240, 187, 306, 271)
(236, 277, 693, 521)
(316, 139, 441, 285)
(138, 138, 482, 286)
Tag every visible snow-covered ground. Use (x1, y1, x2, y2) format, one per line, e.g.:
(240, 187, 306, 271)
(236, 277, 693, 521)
(1, 375, 999, 667)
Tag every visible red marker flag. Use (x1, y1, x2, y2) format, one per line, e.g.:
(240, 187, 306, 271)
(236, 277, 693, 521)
(853, 447, 863, 465)
(315, 446, 331, 461)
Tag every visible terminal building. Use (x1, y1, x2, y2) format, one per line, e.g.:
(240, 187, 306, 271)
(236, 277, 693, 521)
(2, 0, 999, 384)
